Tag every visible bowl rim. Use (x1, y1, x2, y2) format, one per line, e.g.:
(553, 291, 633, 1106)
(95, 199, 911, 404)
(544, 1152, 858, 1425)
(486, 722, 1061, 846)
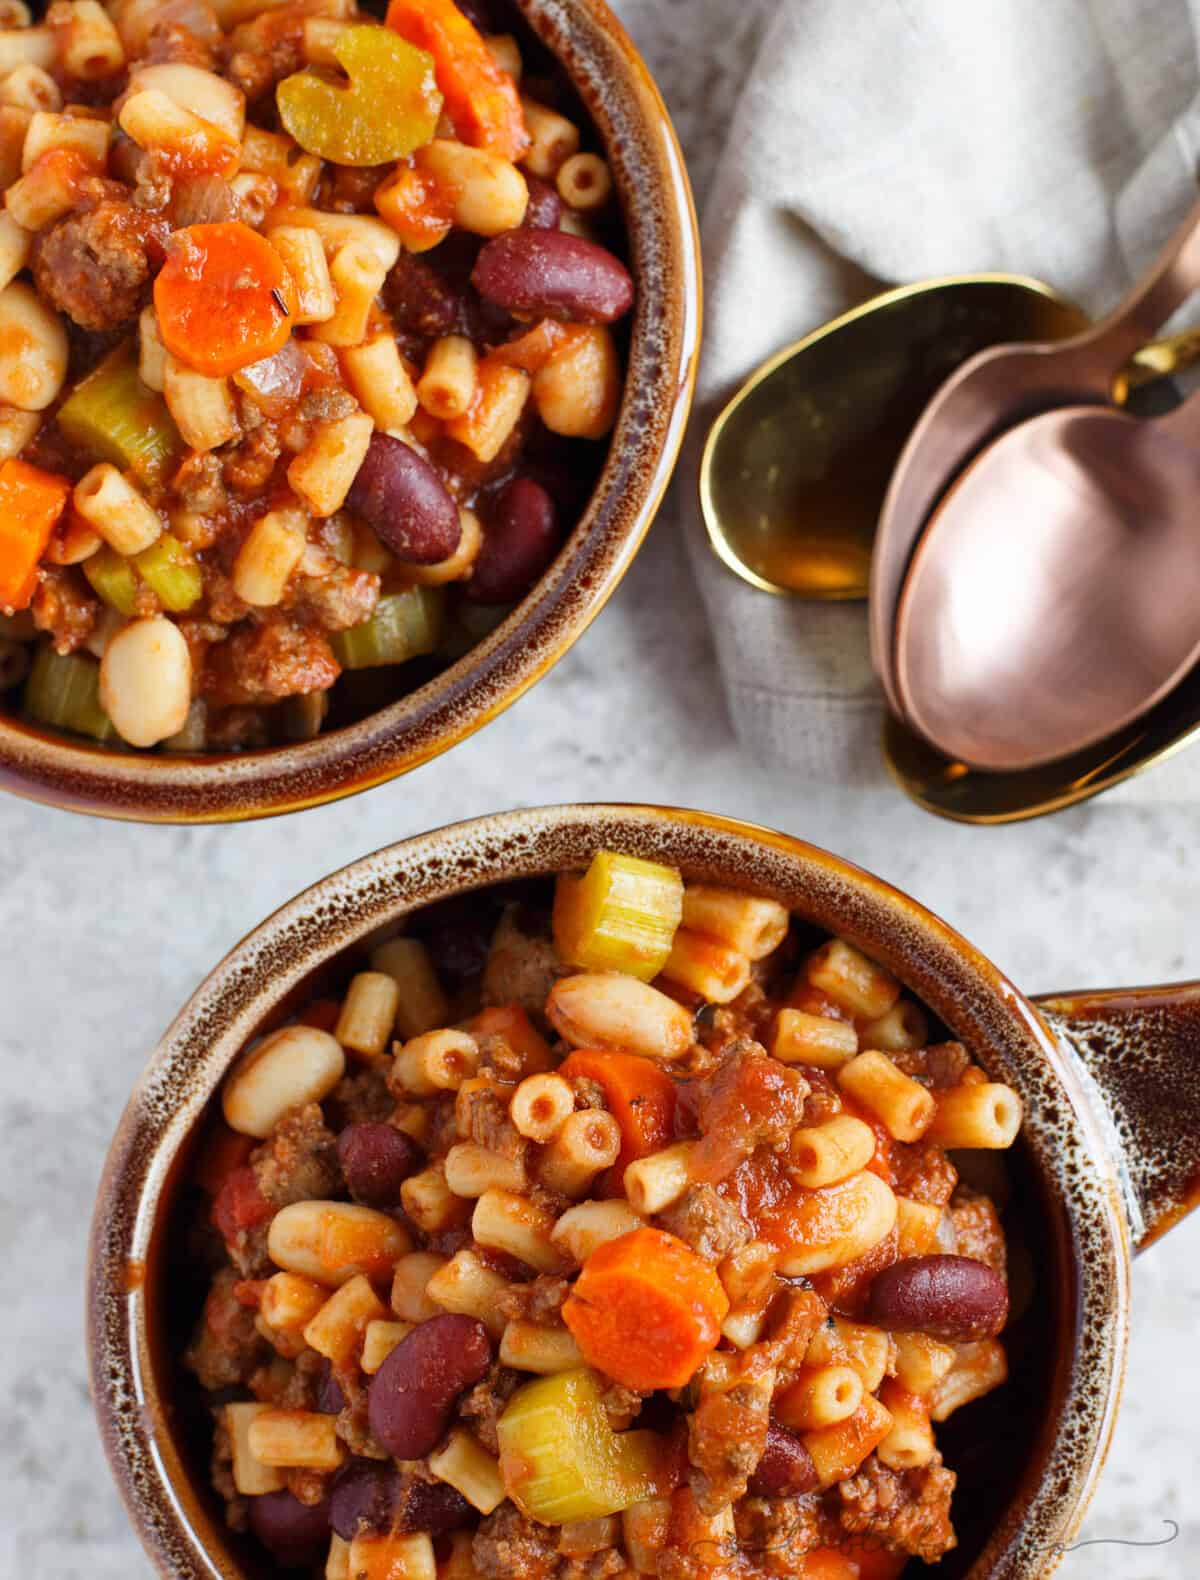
(0, 0, 702, 824)
(88, 802, 1130, 1580)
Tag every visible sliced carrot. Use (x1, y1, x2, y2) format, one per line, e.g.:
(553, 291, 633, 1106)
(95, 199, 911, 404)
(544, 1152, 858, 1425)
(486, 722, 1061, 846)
(0, 459, 71, 612)
(562, 1226, 728, 1390)
(467, 1004, 555, 1072)
(153, 222, 294, 378)
(211, 1164, 273, 1242)
(559, 1050, 676, 1185)
(386, 0, 529, 160)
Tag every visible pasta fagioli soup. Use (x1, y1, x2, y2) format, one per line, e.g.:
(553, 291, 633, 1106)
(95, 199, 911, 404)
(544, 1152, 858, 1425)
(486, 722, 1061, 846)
(181, 850, 1024, 1579)
(0, 0, 632, 753)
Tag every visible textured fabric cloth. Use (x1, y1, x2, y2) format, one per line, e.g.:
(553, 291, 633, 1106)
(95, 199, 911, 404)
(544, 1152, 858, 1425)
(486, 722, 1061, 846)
(684, 0, 1200, 798)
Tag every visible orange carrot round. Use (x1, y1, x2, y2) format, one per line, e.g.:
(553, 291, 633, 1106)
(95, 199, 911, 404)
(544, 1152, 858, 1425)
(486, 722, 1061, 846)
(0, 459, 71, 611)
(386, 0, 528, 160)
(562, 1226, 728, 1390)
(154, 222, 294, 377)
(559, 1050, 676, 1184)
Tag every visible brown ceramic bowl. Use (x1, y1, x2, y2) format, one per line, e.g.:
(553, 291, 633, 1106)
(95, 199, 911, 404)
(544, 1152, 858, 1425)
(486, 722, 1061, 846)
(87, 803, 1200, 1578)
(0, 3, 700, 824)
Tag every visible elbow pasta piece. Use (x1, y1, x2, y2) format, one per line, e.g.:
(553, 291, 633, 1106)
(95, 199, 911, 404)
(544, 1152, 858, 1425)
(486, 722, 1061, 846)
(805, 939, 901, 1021)
(221, 1024, 345, 1138)
(0, 30, 55, 75)
(679, 885, 790, 961)
(406, 504, 483, 586)
(660, 929, 750, 1005)
(536, 1108, 621, 1198)
(860, 999, 929, 1052)
(444, 359, 530, 463)
(428, 1429, 505, 1515)
(260, 1272, 327, 1334)
(302, 1272, 387, 1364)
(499, 1319, 584, 1375)
(775, 1171, 898, 1277)
(787, 1115, 876, 1189)
(73, 463, 163, 555)
(622, 1141, 696, 1216)
(287, 410, 374, 517)
(444, 1141, 526, 1197)
(326, 1533, 351, 1580)
(392, 1028, 480, 1095)
(400, 1161, 471, 1234)
(892, 1331, 956, 1396)
(390, 1251, 447, 1323)
(269, 208, 400, 272)
(52, 0, 124, 79)
(519, 95, 579, 177)
(895, 1196, 944, 1258)
(424, 1246, 510, 1337)
(533, 326, 620, 440)
(118, 90, 236, 172)
(138, 306, 167, 392)
(623, 1499, 670, 1577)
(21, 109, 108, 171)
(302, 15, 350, 63)
(129, 62, 244, 140)
(0, 103, 29, 191)
(876, 1380, 936, 1471)
(247, 1409, 344, 1472)
(267, 1199, 411, 1286)
(482, 32, 521, 79)
(311, 241, 389, 347)
(509, 1072, 574, 1142)
(163, 354, 240, 451)
(556, 151, 612, 212)
(334, 970, 400, 1060)
(368, 937, 449, 1039)
(550, 1198, 644, 1265)
(471, 1187, 567, 1275)
(267, 224, 336, 325)
(416, 139, 528, 236)
(926, 1082, 1023, 1149)
(0, 62, 59, 113)
(0, 280, 65, 409)
(225, 1403, 284, 1496)
(929, 1339, 1008, 1422)
(361, 1318, 414, 1375)
(340, 330, 418, 429)
(347, 1534, 434, 1580)
(6, 146, 82, 229)
(545, 972, 693, 1061)
(775, 1364, 864, 1431)
(231, 508, 308, 607)
(836, 1050, 936, 1143)
(771, 1008, 859, 1068)
(802, 1395, 894, 1490)
(417, 334, 478, 420)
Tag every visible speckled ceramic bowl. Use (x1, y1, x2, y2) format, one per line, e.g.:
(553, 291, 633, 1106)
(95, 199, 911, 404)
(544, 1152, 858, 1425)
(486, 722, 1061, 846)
(0, 3, 700, 823)
(88, 803, 1200, 1579)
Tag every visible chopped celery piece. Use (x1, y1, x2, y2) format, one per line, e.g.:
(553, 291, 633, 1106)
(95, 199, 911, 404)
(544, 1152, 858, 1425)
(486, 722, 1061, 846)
(278, 26, 442, 166)
(554, 852, 684, 981)
(496, 1368, 661, 1524)
(56, 343, 182, 486)
(24, 643, 116, 742)
(135, 533, 202, 612)
(83, 545, 138, 616)
(331, 585, 444, 670)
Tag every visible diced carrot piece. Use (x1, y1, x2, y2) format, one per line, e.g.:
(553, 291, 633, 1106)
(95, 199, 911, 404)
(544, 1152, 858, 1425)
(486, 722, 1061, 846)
(154, 222, 294, 377)
(562, 1227, 728, 1391)
(559, 1050, 676, 1186)
(0, 459, 71, 611)
(386, 0, 528, 160)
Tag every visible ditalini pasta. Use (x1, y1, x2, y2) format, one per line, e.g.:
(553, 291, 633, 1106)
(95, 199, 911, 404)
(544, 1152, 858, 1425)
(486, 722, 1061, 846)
(185, 849, 1023, 1576)
(0, 0, 633, 751)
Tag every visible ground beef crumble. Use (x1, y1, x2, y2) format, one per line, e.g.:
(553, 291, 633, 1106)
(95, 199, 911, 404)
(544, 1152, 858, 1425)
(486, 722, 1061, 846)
(251, 1103, 342, 1207)
(459, 1365, 524, 1455)
(658, 1183, 753, 1261)
(834, 1453, 957, 1563)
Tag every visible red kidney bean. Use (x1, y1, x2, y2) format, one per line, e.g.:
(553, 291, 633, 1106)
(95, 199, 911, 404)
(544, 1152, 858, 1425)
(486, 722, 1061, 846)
(330, 1461, 400, 1541)
(316, 1359, 345, 1415)
(748, 1424, 819, 1497)
(346, 433, 461, 565)
(368, 1313, 492, 1459)
(522, 176, 564, 231)
(397, 1479, 474, 1536)
(249, 1491, 331, 1567)
(338, 1123, 423, 1208)
(866, 1255, 1009, 1341)
(471, 230, 634, 325)
(465, 478, 561, 605)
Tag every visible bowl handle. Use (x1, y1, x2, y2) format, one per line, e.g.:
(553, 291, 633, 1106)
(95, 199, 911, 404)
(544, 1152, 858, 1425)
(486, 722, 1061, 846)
(1034, 982, 1200, 1251)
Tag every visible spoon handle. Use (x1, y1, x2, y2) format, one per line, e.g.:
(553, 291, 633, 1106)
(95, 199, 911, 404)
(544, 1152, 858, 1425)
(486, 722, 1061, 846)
(1083, 197, 1200, 367)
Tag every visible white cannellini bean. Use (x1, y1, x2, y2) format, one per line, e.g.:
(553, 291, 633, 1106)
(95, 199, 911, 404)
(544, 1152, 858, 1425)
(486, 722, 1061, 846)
(267, 1199, 411, 1286)
(545, 972, 693, 1060)
(0, 279, 66, 409)
(98, 616, 192, 748)
(222, 1024, 346, 1138)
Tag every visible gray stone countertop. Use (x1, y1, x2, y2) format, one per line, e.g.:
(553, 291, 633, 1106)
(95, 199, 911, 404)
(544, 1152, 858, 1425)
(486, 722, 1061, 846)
(1, 2, 1196, 1575)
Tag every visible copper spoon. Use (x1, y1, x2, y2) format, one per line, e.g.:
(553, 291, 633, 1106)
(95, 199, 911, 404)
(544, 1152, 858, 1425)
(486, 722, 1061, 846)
(872, 197, 1200, 715)
(894, 390, 1200, 771)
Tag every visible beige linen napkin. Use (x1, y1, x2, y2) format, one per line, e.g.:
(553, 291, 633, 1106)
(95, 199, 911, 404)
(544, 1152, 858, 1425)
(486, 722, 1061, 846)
(684, 0, 1200, 799)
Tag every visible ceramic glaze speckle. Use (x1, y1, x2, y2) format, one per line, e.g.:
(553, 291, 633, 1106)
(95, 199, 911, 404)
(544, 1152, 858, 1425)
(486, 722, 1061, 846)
(0, 0, 702, 825)
(90, 804, 1131, 1580)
